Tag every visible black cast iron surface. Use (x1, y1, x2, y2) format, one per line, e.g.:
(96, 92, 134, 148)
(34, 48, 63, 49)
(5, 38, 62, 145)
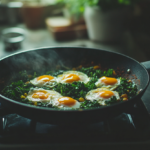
(0, 48, 150, 149)
(0, 47, 149, 125)
(0, 75, 150, 146)
(0, 95, 150, 144)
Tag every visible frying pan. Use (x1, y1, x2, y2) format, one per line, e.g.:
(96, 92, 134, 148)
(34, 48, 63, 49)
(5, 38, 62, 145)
(0, 47, 149, 125)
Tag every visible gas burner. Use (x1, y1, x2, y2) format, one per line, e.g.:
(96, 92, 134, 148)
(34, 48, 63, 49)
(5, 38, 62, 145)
(0, 99, 150, 144)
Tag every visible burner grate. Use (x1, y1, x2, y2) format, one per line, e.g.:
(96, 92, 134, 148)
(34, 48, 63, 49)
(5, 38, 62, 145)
(0, 99, 150, 144)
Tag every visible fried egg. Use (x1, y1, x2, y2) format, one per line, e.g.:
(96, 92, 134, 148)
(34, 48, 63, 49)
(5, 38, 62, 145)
(30, 75, 57, 87)
(95, 76, 120, 90)
(85, 88, 120, 105)
(26, 88, 62, 103)
(50, 96, 81, 109)
(57, 71, 90, 84)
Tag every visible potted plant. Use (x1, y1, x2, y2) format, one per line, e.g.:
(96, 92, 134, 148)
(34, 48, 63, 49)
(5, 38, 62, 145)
(57, 0, 140, 42)
(56, 0, 86, 24)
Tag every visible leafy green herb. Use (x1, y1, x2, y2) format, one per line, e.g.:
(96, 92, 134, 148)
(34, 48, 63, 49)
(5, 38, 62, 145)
(2, 80, 34, 101)
(56, 0, 140, 17)
(1, 67, 138, 109)
(116, 78, 137, 99)
(79, 67, 114, 78)
(105, 96, 118, 105)
(53, 82, 88, 99)
(80, 100, 100, 109)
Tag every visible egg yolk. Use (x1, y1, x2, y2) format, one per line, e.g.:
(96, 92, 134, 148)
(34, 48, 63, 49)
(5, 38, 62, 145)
(37, 75, 54, 82)
(100, 76, 117, 85)
(58, 97, 76, 107)
(32, 91, 49, 99)
(99, 90, 114, 99)
(62, 74, 80, 83)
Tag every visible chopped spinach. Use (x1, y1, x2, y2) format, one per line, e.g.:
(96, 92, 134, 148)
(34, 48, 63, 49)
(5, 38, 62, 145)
(79, 67, 114, 78)
(1, 67, 138, 109)
(116, 78, 137, 100)
(53, 82, 88, 99)
(2, 80, 34, 101)
(105, 96, 118, 105)
(80, 100, 100, 109)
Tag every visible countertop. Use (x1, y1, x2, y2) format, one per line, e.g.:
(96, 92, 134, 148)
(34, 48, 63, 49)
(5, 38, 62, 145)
(0, 24, 149, 62)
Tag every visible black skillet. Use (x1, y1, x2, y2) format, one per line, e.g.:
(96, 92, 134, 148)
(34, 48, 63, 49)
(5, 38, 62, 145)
(0, 47, 149, 125)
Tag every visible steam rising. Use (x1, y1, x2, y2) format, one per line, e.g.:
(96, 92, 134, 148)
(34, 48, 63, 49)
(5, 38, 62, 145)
(2, 48, 86, 77)
(0, 47, 146, 91)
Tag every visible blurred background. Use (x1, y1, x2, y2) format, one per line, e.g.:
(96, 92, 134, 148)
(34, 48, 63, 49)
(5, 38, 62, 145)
(0, 0, 150, 62)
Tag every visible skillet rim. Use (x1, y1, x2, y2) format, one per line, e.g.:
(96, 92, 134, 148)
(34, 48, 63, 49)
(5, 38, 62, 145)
(0, 46, 149, 112)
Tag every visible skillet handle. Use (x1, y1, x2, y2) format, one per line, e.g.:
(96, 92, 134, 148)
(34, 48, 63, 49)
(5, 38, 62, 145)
(141, 61, 150, 73)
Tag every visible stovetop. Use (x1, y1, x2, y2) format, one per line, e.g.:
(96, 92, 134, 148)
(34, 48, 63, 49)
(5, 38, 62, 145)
(0, 85, 150, 149)
(0, 96, 150, 145)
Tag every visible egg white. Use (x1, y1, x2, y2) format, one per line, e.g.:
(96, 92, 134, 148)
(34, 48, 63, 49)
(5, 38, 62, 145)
(57, 71, 90, 84)
(95, 77, 120, 90)
(30, 75, 57, 88)
(26, 88, 62, 103)
(50, 97, 81, 110)
(85, 88, 120, 105)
